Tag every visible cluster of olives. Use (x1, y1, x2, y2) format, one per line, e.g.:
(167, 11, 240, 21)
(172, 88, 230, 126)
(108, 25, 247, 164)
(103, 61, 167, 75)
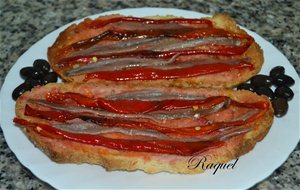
(237, 66, 295, 117)
(12, 59, 58, 100)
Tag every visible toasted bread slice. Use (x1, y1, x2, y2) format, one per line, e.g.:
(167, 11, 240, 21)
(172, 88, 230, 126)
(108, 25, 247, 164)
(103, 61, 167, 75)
(48, 14, 263, 88)
(15, 82, 273, 174)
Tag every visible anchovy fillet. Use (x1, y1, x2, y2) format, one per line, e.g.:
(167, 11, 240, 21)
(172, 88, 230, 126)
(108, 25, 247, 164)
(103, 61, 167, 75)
(65, 54, 179, 76)
(53, 120, 251, 142)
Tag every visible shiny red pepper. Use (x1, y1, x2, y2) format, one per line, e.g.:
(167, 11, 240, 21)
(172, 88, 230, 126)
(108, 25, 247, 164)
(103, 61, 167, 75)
(13, 118, 223, 156)
(88, 16, 213, 29)
(231, 100, 270, 110)
(46, 93, 228, 114)
(46, 92, 268, 114)
(24, 105, 76, 122)
(84, 62, 254, 81)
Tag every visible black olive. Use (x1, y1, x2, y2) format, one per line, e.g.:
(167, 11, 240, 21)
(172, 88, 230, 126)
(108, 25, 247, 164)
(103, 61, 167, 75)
(20, 67, 44, 80)
(33, 59, 50, 74)
(42, 72, 58, 85)
(274, 85, 294, 101)
(250, 74, 273, 87)
(24, 78, 41, 89)
(20, 67, 34, 79)
(236, 83, 256, 92)
(270, 66, 285, 79)
(273, 74, 295, 87)
(255, 86, 274, 100)
(33, 68, 45, 79)
(12, 83, 29, 100)
(272, 98, 288, 117)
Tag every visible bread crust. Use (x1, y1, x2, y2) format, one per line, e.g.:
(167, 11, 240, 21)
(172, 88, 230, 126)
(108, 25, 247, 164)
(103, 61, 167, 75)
(15, 83, 274, 174)
(48, 14, 263, 88)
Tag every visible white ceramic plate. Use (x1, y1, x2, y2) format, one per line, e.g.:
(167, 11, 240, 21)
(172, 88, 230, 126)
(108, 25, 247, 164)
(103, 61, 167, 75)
(0, 8, 299, 189)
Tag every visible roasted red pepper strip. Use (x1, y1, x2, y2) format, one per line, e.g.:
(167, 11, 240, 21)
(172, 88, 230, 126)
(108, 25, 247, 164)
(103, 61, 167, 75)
(24, 105, 77, 122)
(46, 92, 98, 107)
(84, 62, 254, 81)
(13, 118, 223, 156)
(88, 16, 213, 29)
(46, 93, 227, 114)
(46, 92, 269, 113)
(231, 100, 270, 110)
(45, 92, 268, 113)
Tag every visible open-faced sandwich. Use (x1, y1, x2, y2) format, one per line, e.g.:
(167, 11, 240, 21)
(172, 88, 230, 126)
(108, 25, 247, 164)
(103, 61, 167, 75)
(48, 14, 263, 88)
(14, 82, 273, 174)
